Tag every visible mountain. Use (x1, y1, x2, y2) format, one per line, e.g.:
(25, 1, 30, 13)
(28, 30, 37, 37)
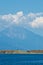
(0, 25, 43, 50)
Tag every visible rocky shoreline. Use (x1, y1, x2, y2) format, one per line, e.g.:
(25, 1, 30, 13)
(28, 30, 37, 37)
(0, 50, 43, 54)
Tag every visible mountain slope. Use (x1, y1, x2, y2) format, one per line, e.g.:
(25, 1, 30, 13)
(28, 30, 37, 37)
(0, 25, 43, 50)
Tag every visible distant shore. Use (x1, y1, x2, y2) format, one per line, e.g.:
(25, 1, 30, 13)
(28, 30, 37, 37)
(0, 50, 43, 54)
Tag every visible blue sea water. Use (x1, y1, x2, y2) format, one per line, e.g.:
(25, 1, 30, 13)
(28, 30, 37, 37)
(0, 54, 43, 65)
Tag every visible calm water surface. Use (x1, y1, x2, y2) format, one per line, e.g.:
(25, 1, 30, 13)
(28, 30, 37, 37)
(0, 54, 43, 65)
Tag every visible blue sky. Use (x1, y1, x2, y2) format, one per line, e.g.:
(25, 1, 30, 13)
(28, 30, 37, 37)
(0, 0, 43, 14)
(0, 0, 43, 50)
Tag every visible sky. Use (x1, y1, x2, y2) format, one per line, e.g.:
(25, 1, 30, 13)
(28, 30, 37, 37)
(0, 0, 43, 50)
(0, 0, 43, 14)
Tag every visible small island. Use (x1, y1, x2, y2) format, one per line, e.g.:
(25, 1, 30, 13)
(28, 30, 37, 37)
(0, 50, 43, 54)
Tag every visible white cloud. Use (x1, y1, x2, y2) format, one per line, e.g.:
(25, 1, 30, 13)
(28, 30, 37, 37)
(29, 17, 43, 28)
(0, 11, 24, 31)
(1, 11, 23, 23)
(28, 13, 43, 36)
(0, 11, 43, 37)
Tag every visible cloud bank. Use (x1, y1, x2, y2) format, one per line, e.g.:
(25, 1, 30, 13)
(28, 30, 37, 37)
(0, 11, 43, 38)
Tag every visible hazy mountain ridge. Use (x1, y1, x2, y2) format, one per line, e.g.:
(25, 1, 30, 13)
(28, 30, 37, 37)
(0, 25, 43, 50)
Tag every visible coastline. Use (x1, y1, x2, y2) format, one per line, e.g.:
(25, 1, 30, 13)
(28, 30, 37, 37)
(0, 50, 43, 54)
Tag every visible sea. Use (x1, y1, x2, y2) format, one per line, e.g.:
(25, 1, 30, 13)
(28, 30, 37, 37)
(0, 54, 43, 65)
